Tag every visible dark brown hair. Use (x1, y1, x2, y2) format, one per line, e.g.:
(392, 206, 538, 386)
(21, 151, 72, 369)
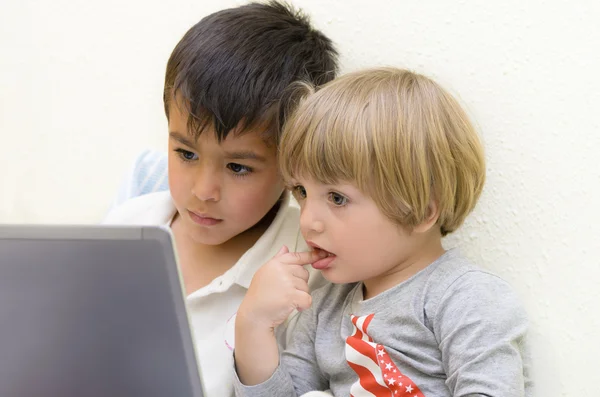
(164, 1, 338, 143)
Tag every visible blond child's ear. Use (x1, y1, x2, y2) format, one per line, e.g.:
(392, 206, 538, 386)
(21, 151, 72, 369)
(413, 199, 441, 234)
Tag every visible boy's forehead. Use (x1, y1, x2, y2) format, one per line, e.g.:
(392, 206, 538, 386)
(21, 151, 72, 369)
(219, 127, 273, 149)
(167, 97, 276, 148)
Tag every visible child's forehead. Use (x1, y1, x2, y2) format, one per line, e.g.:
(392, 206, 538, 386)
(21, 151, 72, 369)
(286, 174, 353, 189)
(167, 98, 277, 148)
(219, 128, 274, 149)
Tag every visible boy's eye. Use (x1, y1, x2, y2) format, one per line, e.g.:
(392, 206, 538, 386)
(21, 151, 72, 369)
(293, 185, 307, 199)
(175, 149, 198, 161)
(227, 163, 252, 175)
(329, 192, 348, 206)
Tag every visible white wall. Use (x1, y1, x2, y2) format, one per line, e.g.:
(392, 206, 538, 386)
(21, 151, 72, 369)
(1, 0, 599, 395)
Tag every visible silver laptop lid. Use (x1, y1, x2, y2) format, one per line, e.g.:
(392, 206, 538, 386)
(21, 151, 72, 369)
(0, 225, 204, 397)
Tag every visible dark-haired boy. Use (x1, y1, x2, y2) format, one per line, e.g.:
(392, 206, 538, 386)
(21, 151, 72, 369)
(104, 2, 338, 396)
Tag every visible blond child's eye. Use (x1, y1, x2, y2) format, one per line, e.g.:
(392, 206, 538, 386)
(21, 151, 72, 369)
(293, 185, 307, 199)
(329, 192, 348, 206)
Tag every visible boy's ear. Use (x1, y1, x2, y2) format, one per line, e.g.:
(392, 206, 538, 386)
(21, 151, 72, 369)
(413, 199, 441, 234)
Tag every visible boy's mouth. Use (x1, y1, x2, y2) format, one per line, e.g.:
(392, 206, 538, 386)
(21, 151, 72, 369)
(188, 210, 222, 226)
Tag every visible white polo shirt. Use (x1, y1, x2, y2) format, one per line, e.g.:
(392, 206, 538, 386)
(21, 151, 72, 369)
(103, 191, 326, 397)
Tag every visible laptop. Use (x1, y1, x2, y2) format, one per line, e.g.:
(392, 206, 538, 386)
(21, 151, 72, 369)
(0, 225, 205, 397)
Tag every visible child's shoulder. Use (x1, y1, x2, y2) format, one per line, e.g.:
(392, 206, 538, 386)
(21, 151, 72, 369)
(424, 249, 506, 292)
(102, 191, 175, 225)
(424, 249, 527, 328)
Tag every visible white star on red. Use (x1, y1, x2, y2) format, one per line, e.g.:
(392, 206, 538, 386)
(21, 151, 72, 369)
(385, 363, 393, 370)
(388, 378, 396, 386)
(377, 349, 386, 357)
(406, 385, 413, 393)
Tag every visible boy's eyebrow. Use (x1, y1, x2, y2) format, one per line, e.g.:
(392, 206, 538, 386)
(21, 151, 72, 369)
(225, 150, 267, 162)
(169, 131, 196, 147)
(169, 131, 267, 162)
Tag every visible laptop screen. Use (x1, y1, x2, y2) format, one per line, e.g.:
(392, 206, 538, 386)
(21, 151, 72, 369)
(0, 226, 204, 397)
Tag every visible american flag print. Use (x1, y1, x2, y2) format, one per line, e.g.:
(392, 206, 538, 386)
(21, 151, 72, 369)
(345, 314, 425, 397)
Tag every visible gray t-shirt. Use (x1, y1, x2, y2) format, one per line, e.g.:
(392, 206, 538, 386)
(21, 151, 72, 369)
(234, 249, 532, 397)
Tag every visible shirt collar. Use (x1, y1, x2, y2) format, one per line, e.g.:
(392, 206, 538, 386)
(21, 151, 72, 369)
(232, 192, 299, 289)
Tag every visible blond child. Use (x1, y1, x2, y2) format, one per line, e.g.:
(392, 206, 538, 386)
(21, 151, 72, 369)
(233, 68, 532, 396)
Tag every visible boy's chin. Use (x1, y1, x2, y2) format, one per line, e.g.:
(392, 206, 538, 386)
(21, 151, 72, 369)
(187, 230, 232, 246)
(182, 223, 232, 246)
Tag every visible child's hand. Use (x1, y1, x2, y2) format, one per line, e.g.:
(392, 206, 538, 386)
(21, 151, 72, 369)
(237, 245, 327, 330)
(234, 246, 326, 386)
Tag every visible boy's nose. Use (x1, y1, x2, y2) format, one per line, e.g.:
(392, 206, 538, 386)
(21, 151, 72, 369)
(191, 167, 221, 202)
(299, 200, 324, 234)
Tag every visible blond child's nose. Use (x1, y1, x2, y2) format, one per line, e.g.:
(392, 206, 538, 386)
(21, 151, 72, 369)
(299, 201, 324, 234)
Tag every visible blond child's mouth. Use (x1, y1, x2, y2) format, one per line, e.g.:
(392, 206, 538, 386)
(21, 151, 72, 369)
(307, 241, 336, 269)
(313, 247, 335, 257)
(307, 241, 334, 256)
(311, 249, 336, 270)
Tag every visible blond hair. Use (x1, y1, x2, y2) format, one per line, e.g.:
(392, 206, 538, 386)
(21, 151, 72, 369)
(279, 68, 485, 235)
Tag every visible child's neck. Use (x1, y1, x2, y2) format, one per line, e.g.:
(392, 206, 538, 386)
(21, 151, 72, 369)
(172, 201, 281, 295)
(362, 235, 445, 300)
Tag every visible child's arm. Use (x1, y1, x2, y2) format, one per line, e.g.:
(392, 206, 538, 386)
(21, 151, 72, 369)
(434, 271, 532, 396)
(234, 246, 327, 386)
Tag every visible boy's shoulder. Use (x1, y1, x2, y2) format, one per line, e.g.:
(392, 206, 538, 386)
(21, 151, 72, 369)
(102, 191, 175, 225)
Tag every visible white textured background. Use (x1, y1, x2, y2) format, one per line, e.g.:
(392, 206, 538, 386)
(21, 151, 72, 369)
(1, 0, 599, 395)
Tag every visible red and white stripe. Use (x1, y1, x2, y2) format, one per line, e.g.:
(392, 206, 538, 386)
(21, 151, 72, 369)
(345, 314, 426, 397)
